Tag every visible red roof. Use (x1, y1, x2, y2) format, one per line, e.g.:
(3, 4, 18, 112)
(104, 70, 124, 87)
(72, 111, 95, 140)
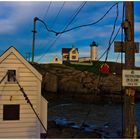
(62, 48, 78, 54)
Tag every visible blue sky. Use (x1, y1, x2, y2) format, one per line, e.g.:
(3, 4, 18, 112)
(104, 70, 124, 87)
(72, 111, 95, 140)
(0, 1, 140, 65)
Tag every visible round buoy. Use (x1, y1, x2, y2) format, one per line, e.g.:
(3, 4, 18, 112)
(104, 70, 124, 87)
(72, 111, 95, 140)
(100, 63, 110, 74)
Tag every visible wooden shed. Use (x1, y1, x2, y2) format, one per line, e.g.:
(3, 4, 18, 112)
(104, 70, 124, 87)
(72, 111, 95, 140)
(0, 47, 48, 138)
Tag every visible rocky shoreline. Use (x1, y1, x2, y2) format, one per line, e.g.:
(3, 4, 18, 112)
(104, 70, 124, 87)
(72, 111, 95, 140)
(45, 120, 104, 138)
(33, 63, 140, 103)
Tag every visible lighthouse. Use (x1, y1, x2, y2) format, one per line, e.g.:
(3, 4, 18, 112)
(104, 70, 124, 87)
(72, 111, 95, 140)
(90, 41, 97, 61)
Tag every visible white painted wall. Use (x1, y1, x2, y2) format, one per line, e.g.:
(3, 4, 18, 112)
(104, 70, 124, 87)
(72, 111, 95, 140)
(0, 51, 42, 138)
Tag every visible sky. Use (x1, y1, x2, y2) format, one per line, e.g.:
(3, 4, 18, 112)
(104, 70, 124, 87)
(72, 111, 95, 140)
(0, 1, 140, 65)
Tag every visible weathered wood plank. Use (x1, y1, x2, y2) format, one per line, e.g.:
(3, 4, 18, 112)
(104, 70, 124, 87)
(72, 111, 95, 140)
(0, 127, 36, 133)
(0, 90, 38, 96)
(6, 53, 17, 59)
(0, 95, 37, 100)
(0, 121, 37, 127)
(0, 63, 26, 68)
(2, 59, 21, 64)
(0, 86, 38, 91)
(19, 77, 38, 82)
(19, 72, 35, 77)
(0, 100, 37, 105)
(0, 131, 37, 138)
(19, 68, 31, 73)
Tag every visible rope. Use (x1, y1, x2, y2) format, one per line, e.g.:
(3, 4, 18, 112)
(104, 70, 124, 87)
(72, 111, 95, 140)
(14, 77, 48, 135)
(0, 72, 8, 84)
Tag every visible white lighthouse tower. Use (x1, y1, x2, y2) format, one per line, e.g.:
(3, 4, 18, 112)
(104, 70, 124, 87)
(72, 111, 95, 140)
(90, 41, 97, 61)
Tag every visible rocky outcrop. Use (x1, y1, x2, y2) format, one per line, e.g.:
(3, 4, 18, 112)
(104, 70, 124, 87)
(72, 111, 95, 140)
(40, 64, 122, 95)
(42, 72, 58, 93)
(47, 121, 102, 138)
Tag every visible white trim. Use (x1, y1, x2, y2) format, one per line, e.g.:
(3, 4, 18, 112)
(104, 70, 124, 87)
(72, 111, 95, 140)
(0, 47, 42, 81)
(4, 68, 19, 84)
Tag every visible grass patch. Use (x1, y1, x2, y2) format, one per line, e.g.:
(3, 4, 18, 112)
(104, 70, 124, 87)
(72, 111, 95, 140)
(64, 61, 115, 75)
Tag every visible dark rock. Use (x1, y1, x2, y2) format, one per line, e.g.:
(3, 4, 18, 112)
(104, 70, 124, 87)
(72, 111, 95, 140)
(47, 128, 61, 138)
(48, 120, 57, 128)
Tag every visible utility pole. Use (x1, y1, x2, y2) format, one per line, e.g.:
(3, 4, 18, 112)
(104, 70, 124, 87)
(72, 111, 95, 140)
(114, 2, 139, 138)
(32, 17, 38, 64)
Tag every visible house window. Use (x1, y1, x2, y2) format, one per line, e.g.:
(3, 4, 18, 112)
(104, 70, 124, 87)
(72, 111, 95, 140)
(72, 56, 76, 59)
(7, 70, 16, 82)
(3, 104, 20, 120)
(72, 50, 76, 54)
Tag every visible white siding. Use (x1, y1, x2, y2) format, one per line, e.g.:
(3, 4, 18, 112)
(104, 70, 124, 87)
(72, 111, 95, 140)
(0, 52, 41, 138)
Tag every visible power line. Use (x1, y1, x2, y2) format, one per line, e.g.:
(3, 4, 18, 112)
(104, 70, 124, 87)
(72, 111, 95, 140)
(80, 24, 122, 74)
(56, 2, 119, 35)
(42, 1, 52, 20)
(35, 2, 120, 63)
(36, 1, 52, 62)
(51, 1, 66, 28)
(62, 2, 87, 32)
(36, 2, 119, 36)
(36, 2, 87, 63)
(105, 2, 119, 62)
(39, 1, 66, 61)
(46, 2, 87, 51)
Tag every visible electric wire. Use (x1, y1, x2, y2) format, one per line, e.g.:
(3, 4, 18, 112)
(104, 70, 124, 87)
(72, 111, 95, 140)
(71, 6, 121, 136)
(42, 1, 52, 20)
(62, 2, 87, 33)
(36, 2, 66, 63)
(79, 24, 121, 74)
(51, 2, 66, 28)
(35, 2, 118, 63)
(36, 2, 122, 136)
(96, 2, 119, 89)
(36, 1, 52, 61)
(36, 2, 87, 63)
(105, 3, 119, 62)
(56, 2, 119, 35)
(35, 2, 119, 36)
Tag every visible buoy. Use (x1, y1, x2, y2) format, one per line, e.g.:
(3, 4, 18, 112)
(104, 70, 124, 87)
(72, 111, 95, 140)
(100, 63, 110, 74)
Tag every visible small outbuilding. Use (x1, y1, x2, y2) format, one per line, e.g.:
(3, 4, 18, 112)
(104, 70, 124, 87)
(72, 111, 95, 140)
(0, 47, 48, 138)
(51, 56, 62, 64)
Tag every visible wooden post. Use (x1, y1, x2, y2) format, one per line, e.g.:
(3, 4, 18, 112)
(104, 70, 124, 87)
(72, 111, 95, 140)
(114, 2, 139, 138)
(32, 17, 38, 64)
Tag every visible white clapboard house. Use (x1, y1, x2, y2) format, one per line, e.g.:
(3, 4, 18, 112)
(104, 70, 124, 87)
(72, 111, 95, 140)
(0, 47, 48, 138)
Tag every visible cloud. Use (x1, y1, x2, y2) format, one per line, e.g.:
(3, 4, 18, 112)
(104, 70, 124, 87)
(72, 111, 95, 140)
(0, 2, 53, 34)
(0, 1, 139, 65)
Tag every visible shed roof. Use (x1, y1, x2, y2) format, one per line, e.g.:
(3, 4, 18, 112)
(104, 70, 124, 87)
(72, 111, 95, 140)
(0, 47, 42, 81)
